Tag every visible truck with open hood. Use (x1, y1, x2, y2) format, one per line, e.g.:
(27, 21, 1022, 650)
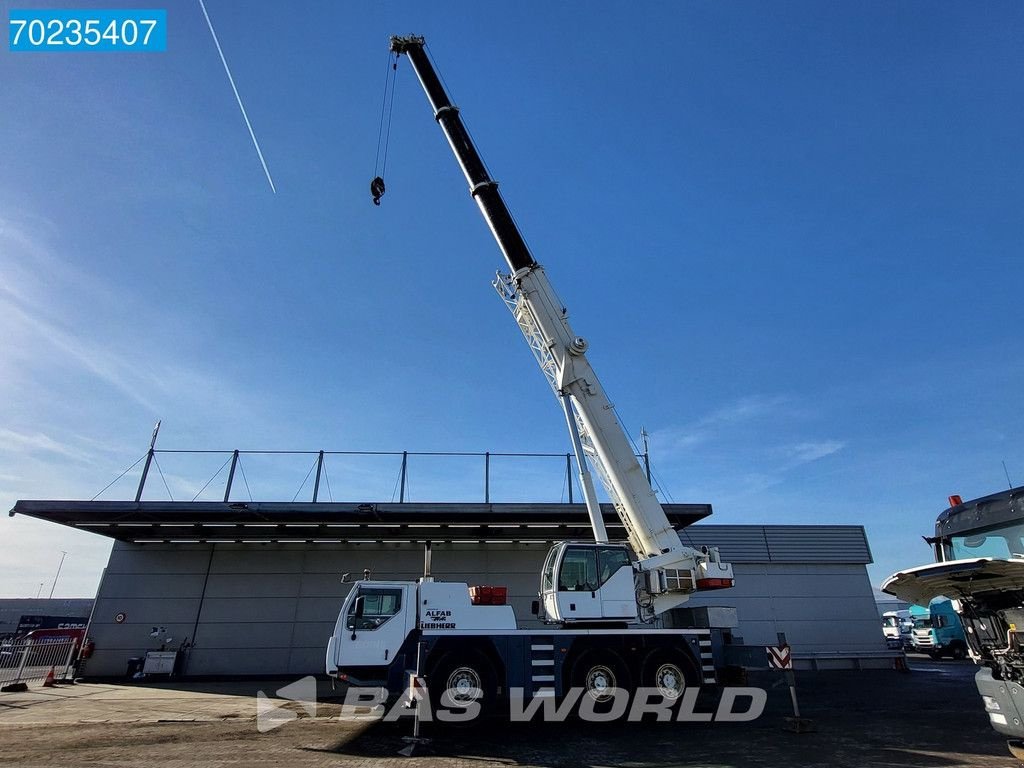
(882, 487, 1024, 758)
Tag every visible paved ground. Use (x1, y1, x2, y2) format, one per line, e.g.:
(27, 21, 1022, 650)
(0, 657, 1017, 767)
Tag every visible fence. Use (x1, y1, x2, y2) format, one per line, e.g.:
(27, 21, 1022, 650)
(94, 446, 657, 505)
(0, 637, 79, 689)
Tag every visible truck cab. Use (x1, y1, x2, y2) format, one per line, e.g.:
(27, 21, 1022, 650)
(881, 609, 911, 650)
(908, 600, 968, 659)
(326, 578, 516, 689)
(883, 487, 1024, 757)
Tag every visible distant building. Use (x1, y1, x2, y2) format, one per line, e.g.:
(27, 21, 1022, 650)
(0, 598, 94, 637)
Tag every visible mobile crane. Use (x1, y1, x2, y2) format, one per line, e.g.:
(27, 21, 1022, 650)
(326, 35, 735, 712)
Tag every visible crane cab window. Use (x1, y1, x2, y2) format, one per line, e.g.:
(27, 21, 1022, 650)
(347, 588, 402, 631)
(541, 547, 558, 592)
(558, 546, 632, 591)
(598, 546, 631, 583)
(559, 547, 598, 591)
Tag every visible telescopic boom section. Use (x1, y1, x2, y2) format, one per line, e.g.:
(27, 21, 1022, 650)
(389, 36, 536, 274)
(390, 36, 733, 607)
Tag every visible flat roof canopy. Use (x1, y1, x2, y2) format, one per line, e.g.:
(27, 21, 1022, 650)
(9, 500, 710, 544)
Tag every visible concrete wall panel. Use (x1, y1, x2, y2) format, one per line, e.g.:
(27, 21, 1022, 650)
(84, 532, 886, 678)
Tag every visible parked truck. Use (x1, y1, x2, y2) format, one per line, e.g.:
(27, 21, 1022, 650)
(325, 36, 738, 715)
(881, 609, 911, 650)
(883, 488, 1024, 758)
(907, 599, 968, 659)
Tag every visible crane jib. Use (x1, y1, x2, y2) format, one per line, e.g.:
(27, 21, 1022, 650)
(392, 37, 537, 274)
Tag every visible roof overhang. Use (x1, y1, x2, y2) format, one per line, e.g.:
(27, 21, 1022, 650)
(9, 500, 711, 544)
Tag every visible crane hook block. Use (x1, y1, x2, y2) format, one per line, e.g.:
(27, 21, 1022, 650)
(371, 176, 386, 206)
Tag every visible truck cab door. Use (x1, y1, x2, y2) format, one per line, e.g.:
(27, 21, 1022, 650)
(338, 584, 413, 669)
(554, 545, 602, 621)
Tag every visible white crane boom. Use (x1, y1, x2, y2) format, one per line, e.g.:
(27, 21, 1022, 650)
(389, 36, 733, 618)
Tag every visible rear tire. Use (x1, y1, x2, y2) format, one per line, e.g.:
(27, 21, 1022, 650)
(572, 651, 631, 716)
(641, 649, 698, 711)
(950, 643, 967, 660)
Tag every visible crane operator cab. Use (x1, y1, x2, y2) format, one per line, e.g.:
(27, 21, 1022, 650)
(538, 542, 640, 623)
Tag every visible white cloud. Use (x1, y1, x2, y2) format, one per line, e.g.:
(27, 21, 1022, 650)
(651, 394, 792, 451)
(785, 440, 845, 466)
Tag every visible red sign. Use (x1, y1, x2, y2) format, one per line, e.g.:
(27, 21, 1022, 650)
(767, 645, 792, 669)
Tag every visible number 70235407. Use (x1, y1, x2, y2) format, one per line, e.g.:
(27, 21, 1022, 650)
(9, 10, 167, 51)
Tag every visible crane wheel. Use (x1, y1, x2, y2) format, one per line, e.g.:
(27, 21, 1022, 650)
(571, 651, 631, 715)
(429, 651, 496, 721)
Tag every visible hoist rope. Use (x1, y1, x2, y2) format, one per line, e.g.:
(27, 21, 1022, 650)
(374, 50, 399, 178)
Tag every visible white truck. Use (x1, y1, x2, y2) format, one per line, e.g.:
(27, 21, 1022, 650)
(326, 35, 736, 714)
(883, 489, 1024, 758)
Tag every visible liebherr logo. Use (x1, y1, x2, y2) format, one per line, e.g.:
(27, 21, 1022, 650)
(256, 676, 318, 732)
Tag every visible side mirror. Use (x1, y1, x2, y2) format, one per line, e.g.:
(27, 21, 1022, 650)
(531, 600, 540, 616)
(354, 596, 365, 619)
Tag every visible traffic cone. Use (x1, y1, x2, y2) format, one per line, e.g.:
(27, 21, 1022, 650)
(42, 667, 56, 687)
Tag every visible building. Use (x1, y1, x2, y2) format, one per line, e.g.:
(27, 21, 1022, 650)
(10, 499, 891, 677)
(0, 598, 94, 637)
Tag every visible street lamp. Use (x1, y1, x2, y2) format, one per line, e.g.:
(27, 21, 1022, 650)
(48, 551, 67, 599)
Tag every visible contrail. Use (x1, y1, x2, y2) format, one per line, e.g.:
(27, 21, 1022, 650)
(198, 0, 277, 193)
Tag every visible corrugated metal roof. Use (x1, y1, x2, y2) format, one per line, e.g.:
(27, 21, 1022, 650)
(687, 524, 872, 564)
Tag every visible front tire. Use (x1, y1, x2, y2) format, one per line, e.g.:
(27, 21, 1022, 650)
(429, 652, 495, 720)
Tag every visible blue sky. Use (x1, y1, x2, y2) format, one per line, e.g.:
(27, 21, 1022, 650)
(2, 1, 1023, 599)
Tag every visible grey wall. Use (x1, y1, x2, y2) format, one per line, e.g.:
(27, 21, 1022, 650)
(83, 526, 886, 678)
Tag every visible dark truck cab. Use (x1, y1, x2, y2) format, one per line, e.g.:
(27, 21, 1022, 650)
(883, 487, 1024, 758)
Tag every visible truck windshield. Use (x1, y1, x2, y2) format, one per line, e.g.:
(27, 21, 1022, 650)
(913, 616, 933, 629)
(950, 524, 1024, 559)
(883, 616, 898, 628)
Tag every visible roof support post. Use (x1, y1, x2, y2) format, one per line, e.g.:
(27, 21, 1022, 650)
(134, 420, 161, 503)
(399, 451, 408, 503)
(484, 452, 490, 503)
(223, 450, 239, 503)
(312, 450, 324, 502)
(566, 453, 574, 504)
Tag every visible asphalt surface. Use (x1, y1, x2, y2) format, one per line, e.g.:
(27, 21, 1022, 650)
(0, 656, 1016, 767)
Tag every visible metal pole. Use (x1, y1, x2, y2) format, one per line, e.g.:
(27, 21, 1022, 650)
(312, 450, 324, 502)
(13, 640, 30, 684)
(777, 631, 808, 729)
(399, 451, 408, 503)
(560, 395, 607, 543)
(484, 452, 490, 503)
(135, 420, 161, 502)
(223, 450, 239, 502)
(60, 638, 78, 681)
(48, 551, 67, 599)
